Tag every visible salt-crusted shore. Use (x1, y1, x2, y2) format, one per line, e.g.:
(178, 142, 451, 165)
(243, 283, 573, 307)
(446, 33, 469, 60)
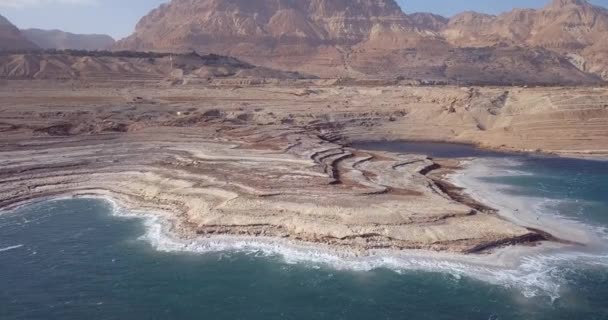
(450, 158, 603, 246)
(2, 82, 607, 256)
(0, 125, 550, 255)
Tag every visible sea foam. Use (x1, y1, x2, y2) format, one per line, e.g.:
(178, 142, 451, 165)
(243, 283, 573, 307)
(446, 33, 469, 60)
(0, 244, 24, 253)
(80, 154, 608, 302)
(96, 195, 608, 302)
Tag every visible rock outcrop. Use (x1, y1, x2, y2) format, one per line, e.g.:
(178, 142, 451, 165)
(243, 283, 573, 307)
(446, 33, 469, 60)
(117, 0, 608, 84)
(115, 0, 428, 77)
(442, 0, 608, 80)
(408, 12, 448, 32)
(115, 0, 608, 83)
(0, 51, 306, 81)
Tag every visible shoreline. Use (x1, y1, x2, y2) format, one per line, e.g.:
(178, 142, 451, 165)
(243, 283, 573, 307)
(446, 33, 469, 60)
(0, 186, 590, 268)
(348, 139, 608, 162)
(4, 192, 590, 300)
(0, 127, 548, 255)
(449, 158, 605, 247)
(2, 149, 606, 300)
(0, 133, 601, 258)
(1, 134, 600, 254)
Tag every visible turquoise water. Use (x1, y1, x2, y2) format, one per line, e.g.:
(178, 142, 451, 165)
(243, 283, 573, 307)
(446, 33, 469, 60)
(1, 143, 608, 319)
(480, 156, 608, 230)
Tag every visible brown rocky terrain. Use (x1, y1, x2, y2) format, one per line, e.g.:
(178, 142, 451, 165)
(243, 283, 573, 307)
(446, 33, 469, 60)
(0, 14, 38, 50)
(0, 51, 307, 81)
(115, 0, 608, 84)
(22, 29, 115, 51)
(115, 0, 423, 78)
(443, 0, 608, 80)
(2, 80, 607, 159)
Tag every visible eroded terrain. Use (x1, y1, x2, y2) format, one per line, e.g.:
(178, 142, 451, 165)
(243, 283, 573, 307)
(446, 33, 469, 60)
(1, 81, 606, 253)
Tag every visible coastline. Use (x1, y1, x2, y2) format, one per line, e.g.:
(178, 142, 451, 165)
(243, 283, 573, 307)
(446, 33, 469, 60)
(9, 193, 584, 300)
(449, 158, 604, 247)
(0, 127, 549, 255)
(349, 138, 608, 161)
(2, 152, 605, 300)
(1, 82, 607, 258)
(1, 79, 607, 300)
(0, 132, 601, 259)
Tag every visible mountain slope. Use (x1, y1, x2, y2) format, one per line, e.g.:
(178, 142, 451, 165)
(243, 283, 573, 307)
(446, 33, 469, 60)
(22, 29, 115, 50)
(0, 51, 306, 81)
(0, 14, 38, 51)
(115, 0, 606, 83)
(443, 0, 608, 79)
(115, 0, 438, 77)
(118, 0, 418, 47)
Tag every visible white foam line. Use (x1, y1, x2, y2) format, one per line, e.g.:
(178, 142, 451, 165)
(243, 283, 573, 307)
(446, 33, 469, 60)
(10, 192, 602, 301)
(0, 244, 24, 253)
(91, 195, 606, 301)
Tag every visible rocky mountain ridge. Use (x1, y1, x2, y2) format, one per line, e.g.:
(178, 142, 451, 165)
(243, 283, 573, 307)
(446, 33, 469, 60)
(442, 0, 608, 79)
(22, 29, 115, 51)
(0, 50, 306, 81)
(2, 1, 608, 84)
(116, 0, 608, 83)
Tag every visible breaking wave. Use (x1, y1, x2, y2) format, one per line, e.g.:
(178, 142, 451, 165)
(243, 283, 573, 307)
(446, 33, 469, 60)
(54, 154, 602, 303)
(100, 193, 608, 302)
(0, 244, 24, 253)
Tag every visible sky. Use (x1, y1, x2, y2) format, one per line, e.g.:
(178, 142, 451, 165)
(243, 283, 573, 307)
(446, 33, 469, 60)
(0, 0, 607, 40)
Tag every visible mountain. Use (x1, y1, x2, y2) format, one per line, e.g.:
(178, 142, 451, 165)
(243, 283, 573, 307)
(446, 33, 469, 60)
(0, 51, 306, 81)
(442, 0, 608, 79)
(443, 0, 607, 49)
(117, 0, 418, 48)
(0, 14, 38, 50)
(115, 0, 438, 77)
(22, 29, 115, 50)
(115, 0, 607, 83)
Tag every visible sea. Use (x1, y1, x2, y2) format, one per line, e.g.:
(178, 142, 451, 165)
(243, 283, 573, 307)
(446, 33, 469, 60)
(1, 142, 607, 320)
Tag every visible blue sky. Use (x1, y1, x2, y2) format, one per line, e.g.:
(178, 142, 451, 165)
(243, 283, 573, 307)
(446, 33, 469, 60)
(0, 0, 607, 39)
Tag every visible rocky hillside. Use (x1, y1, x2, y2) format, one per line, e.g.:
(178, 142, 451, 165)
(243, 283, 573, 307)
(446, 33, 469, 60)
(0, 50, 306, 81)
(114, 0, 441, 78)
(0, 14, 38, 51)
(442, 0, 608, 80)
(117, 0, 420, 47)
(22, 29, 115, 51)
(116, 0, 608, 83)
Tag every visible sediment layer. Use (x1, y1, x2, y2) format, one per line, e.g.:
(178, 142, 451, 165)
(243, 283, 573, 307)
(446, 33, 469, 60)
(2, 81, 606, 254)
(0, 127, 537, 253)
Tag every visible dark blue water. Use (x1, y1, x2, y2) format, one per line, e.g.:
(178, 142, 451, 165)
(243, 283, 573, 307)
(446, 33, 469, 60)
(1, 142, 608, 320)
(350, 141, 510, 158)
